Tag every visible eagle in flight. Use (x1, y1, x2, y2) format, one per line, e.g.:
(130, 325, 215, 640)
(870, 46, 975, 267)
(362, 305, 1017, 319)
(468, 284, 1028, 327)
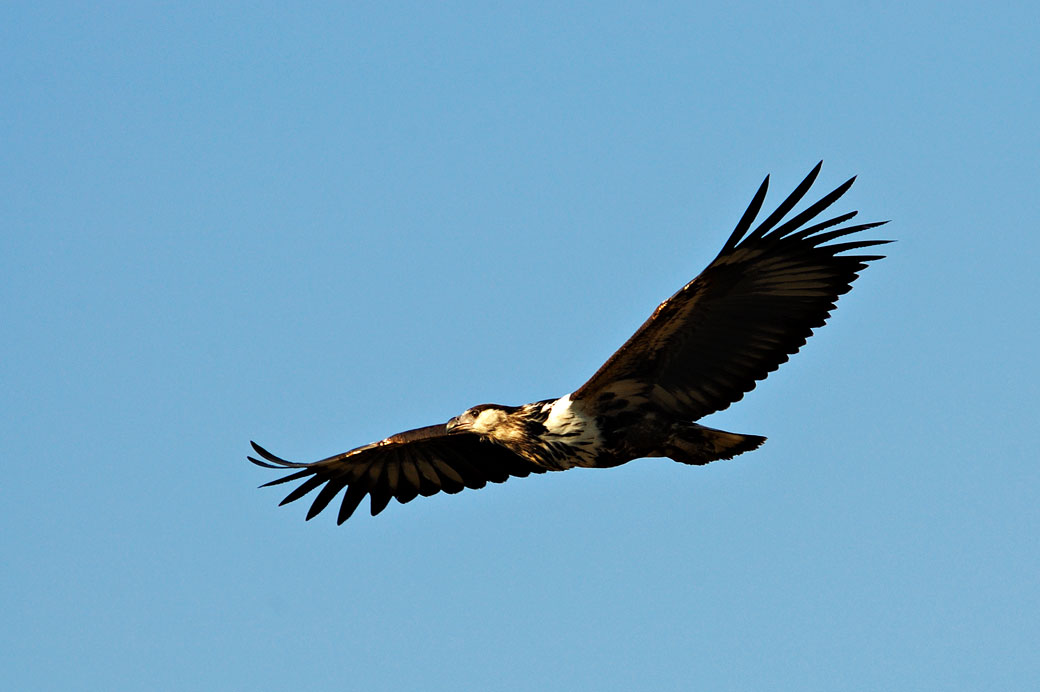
(250, 163, 889, 524)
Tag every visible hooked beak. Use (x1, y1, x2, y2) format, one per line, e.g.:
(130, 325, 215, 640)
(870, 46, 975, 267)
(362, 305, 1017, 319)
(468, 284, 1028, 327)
(445, 417, 462, 433)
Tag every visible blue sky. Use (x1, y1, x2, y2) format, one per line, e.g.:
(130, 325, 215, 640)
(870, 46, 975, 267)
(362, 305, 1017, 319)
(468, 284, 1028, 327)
(3, 2, 1038, 690)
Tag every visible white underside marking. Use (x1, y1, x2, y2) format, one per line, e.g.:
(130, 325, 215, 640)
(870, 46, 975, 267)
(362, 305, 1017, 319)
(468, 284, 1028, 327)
(544, 395, 577, 433)
(544, 395, 601, 467)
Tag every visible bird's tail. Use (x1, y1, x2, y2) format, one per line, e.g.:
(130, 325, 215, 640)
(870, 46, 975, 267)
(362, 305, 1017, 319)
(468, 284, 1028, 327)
(664, 423, 766, 466)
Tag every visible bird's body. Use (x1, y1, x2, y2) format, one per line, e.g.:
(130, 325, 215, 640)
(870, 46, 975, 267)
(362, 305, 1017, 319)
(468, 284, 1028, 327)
(250, 163, 889, 524)
(441, 394, 763, 471)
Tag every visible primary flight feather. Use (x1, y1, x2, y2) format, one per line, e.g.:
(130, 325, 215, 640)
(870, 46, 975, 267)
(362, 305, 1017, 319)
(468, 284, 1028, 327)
(249, 162, 890, 524)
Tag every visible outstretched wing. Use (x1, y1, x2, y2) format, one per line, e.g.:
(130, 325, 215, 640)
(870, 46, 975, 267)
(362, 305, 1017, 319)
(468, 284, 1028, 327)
(573, 162, 890, 419)
(249, 423, 546, 524)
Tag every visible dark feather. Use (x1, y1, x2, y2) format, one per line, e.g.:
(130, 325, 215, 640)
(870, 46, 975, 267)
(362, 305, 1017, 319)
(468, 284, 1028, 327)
(337, 482, 369, 525)
(249, 163, 888, 525)
(249, 423, 543, 523)
(573, 165, 890, 420)
(742, 161, 822, 244)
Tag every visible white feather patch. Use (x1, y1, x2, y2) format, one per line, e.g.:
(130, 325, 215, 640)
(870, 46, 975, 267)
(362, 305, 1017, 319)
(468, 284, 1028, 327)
(544, 395, 602, 466)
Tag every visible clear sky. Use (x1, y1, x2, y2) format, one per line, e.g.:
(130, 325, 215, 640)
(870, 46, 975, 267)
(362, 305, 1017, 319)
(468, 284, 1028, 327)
(3, 2, 1038, 690)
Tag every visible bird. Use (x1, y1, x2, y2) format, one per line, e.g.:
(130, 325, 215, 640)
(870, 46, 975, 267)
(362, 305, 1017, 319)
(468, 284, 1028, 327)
(249, 162, 889, 525)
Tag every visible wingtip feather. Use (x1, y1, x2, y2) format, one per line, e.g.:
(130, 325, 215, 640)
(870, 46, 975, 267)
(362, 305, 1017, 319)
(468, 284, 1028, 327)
(744, 162, 824, 242)
(722, 174, 770, 253)
(250, 441, 287, 464)
(248, 455, 280, 470)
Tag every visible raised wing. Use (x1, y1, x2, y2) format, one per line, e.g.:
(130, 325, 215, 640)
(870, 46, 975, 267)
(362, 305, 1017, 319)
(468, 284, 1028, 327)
(573, 162, 890, 419)
(249, 423, 545, 524)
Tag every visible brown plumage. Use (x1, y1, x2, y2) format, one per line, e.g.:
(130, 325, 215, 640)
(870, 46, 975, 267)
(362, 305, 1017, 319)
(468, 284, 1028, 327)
(249, 162, 889, 524)
(572, 163, 887, 419)
(249, 426, 545, 525)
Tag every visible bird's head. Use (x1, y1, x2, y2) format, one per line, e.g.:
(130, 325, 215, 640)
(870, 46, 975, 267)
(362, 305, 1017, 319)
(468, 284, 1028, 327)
(446, 404, 518, 438)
